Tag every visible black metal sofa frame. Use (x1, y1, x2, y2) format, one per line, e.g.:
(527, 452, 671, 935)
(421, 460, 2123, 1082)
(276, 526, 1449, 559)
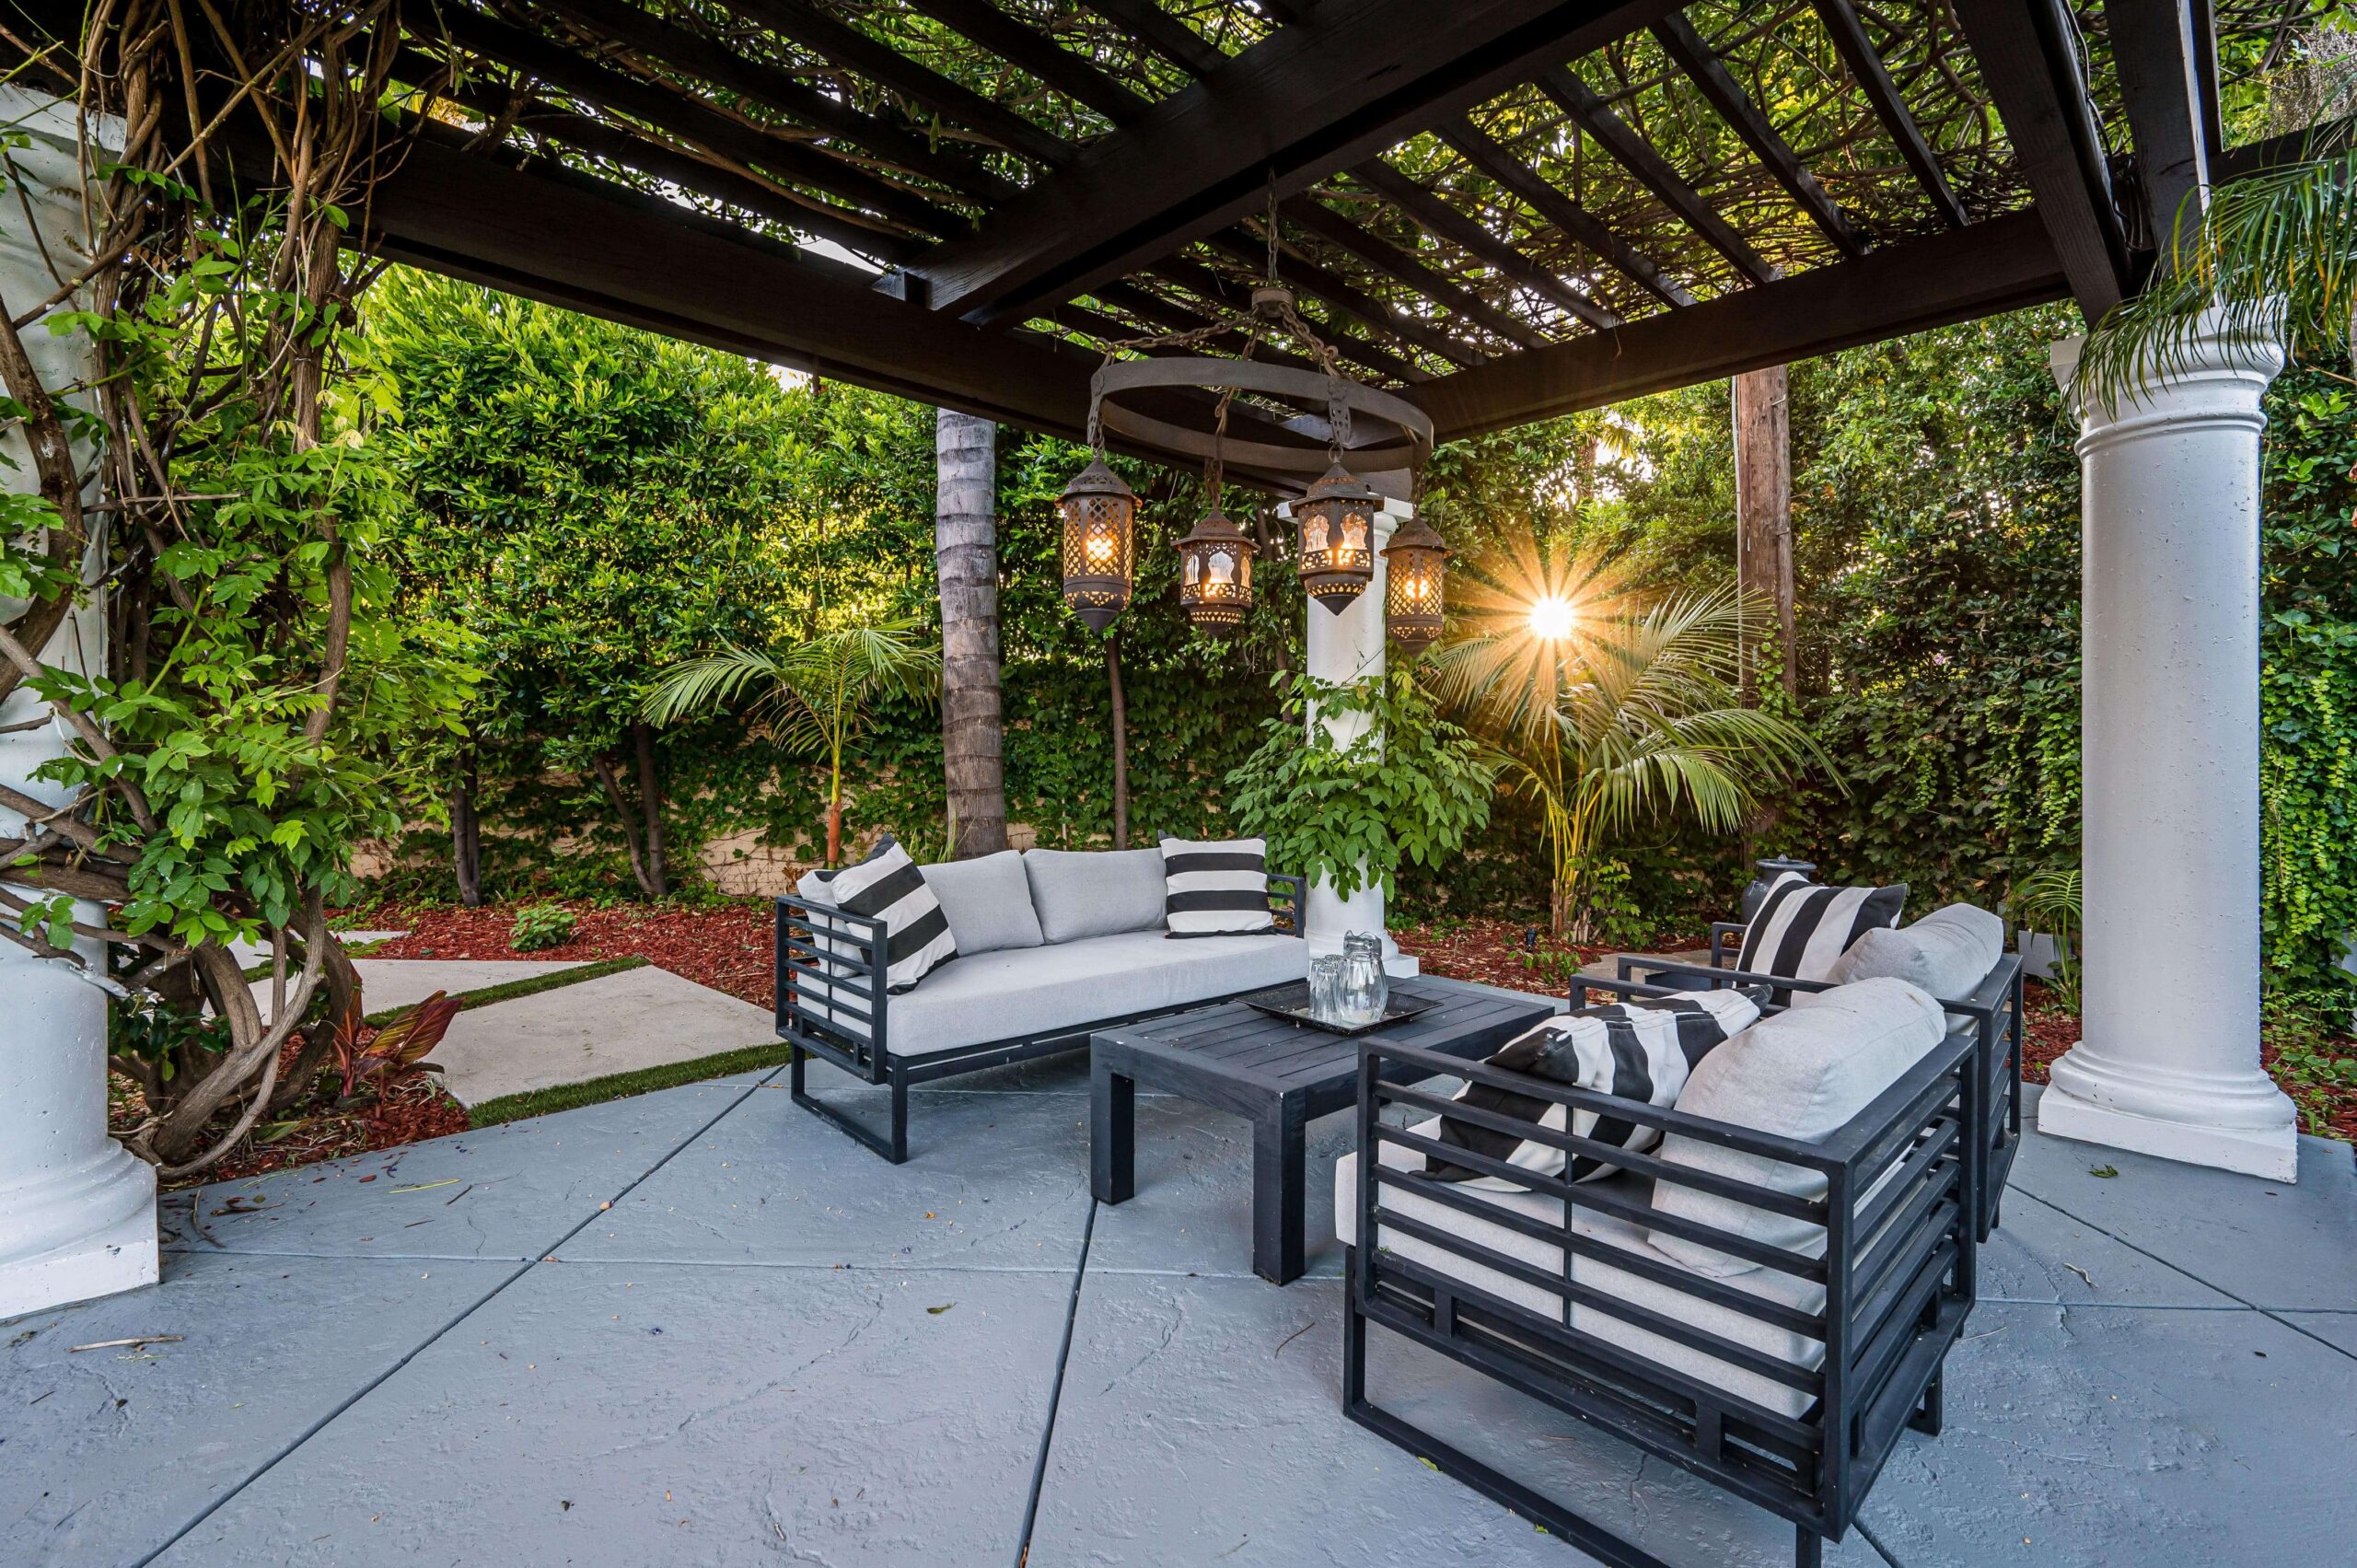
(774, 874, 1307, 1164)
(1345, 972, 1984, 1568)
(1617, 935, 2026, 1242)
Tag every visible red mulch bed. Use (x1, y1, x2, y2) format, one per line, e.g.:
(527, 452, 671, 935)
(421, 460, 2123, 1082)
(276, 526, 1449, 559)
(1392, 917, 1602, 990)
(194, 1070, 470, 1188)
(365, 899, 776, 1007)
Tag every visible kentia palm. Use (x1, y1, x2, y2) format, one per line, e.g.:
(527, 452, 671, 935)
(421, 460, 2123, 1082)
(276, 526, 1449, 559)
(1422, 532, 1831, 940)
(642, 620, 939, 867)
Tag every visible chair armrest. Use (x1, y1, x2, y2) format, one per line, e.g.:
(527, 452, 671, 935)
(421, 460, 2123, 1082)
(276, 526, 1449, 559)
(1268, 872, 1308, 936)
(1710, 922, 1747, 968)
(775, 893, 890, 1075)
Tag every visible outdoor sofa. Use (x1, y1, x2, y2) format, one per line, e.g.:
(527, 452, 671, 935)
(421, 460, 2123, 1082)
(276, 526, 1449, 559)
(776, 845, 1307, 1162)
(1340, 969, 1989, 1568)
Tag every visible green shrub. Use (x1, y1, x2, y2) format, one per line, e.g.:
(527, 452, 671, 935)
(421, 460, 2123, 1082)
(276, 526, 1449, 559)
(509, 903, 578, 952)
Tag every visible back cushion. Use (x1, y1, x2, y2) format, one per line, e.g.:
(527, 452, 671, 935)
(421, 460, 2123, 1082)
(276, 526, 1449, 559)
(1736, 872, 1907, 981)
(1426, 988, 1762, 1189)
(1649, 977, 1946, 1276)
(1160, 836, 1274, 936)
(1823, 902, 2003, 999)
(921, 850, 1044, 956)
(1024, 848, 1168, 944)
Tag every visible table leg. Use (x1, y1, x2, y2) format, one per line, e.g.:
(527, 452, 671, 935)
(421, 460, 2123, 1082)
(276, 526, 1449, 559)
(1252, 1097, 1307, 1285)
(1091, 1057, 1134, 1205)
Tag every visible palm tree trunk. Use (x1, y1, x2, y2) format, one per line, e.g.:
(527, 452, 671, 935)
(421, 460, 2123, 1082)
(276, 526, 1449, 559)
(1106, 629, 1129, 850)
(1733, 365, 1796, 700)
(935, 408, 1008, 859)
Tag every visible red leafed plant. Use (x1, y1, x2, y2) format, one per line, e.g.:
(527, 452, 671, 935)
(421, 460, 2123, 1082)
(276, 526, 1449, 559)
(332, 993, 462, 1104)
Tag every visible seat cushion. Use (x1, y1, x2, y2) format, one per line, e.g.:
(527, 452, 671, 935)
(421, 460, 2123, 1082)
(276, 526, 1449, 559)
(1337, 1133, 1825, 1419)
(1823, 902, 2003, 999)
(1023, 848, 1168, 943)
(1736, 872, 1907, 981)
(1650, 977, 1946, 1277)
(921, 850, 1044, 956)
(882, 928, 1308, 1057)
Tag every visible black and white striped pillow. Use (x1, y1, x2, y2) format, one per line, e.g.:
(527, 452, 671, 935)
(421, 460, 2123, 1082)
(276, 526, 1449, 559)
(804, 835, 958, 993)
(1425, 990, 1763, 1188)
(1161, 836, 1275, 937)
(1736, 872, 1908, 982)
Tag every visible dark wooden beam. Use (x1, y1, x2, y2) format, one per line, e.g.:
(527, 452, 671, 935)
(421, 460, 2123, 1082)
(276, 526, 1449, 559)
(1144, 257, 1432, 384)
(909, 0, 1684, 323)
(2213, 111, 2357, 181)
(428, 7, 966, 239)
(1440, 116, 1694, 308)
(1536, 64, 1774, 281)
(1651, 11, 1865, 255)
(1283, 196, 1551, 350)
(1202, 228, 1485, 367)
(1086, 0, 1226, 76)
(1406, 209, 2067, 437)
(2191, 0, 2223, 166)
(907, 0, 1152, 125)
(1349, 160, 1620, 328)
(402, 52, 923, 265)
(1808, 0, 1968, 227)
(1950, 0, 2130, 320)
(530, 0, 1011, 199)
(364, 131, 1101, 438)
(713, 0, 1072, 166)
(2107, 0, 2211, 261)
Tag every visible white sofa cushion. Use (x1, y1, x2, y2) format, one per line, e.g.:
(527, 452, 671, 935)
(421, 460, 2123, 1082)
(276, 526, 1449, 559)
(877, 928, 1308, 1057)
(1649, 977, 1946, 1277)
(1822, 902, 2003, 999)
(921, 850, 1044, 956)
(1024, 848, 1168, 943)
(1337, 1133, 1825, 1419)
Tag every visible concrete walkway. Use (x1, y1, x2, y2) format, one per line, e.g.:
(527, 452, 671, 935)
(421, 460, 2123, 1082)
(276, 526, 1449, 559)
(426, 964, 777, 1106)
(5, 1062, 2351, 1567)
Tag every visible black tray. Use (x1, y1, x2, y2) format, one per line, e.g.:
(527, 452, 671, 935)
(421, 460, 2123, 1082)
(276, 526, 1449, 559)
(1239, 981, 1439, 1037)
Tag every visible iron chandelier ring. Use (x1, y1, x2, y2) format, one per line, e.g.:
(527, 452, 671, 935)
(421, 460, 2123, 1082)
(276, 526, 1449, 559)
(1089, 357, 1434, 477)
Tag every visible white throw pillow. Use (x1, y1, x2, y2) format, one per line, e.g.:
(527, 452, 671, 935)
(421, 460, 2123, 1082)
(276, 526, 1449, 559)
(1425, 988, 1763, 1187)
(1823, 902, 2004, 999)
(1160, 836, 1275, 936)
(1648, 977, 1946, 1277)
(920, 850, 1044, 956)
(797, 834, 958, 994)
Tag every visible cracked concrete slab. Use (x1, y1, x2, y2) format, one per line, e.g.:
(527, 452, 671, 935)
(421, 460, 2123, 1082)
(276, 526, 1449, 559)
(1856, 1301, 2357, 1566)
(152, 1261, 1072, 1568)
(160, 1072, 772, 1261)
(2276, 1311, 2357, 1357)
(0, 1250, 513, 1568)
(430, 965, 779, 1107)
(1027, 1270, 1888, 1568)
(563, 1076, 1094, 1271)
(1976, 1189, 2240, 1307)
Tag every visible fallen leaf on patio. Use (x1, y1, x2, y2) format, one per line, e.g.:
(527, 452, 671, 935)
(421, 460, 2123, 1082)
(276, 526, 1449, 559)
(2088, 1164, 2118, 1178)
(2063, 1262, 2095, 1287)
(561, 1501, 572, 1511)
(926, 1303, 955, 1315)
(389, 1179, 459, 1193)
(68, 1336, 183, 1353)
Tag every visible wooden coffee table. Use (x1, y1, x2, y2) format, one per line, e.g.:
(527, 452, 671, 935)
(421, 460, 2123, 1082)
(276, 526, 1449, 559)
(1088, 975, 1560, 1284)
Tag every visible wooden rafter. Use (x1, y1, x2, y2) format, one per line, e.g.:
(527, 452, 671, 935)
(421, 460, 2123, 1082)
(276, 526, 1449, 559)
(1536, 64, 1773, 282)
(905, 0, 1152, 125)
(908, 0, 1684, 324)
(2108, 0, 2212, 263)
(1808, 0, 1968, 228)
(1086, 0, 1227, 76)
(1282, 196, 1551, 351)
(1347, 160, 1620, 330)
(1145, 257, 1432, 384)
(1950, 0, 2131, 320)
(1651, 11, 1865, 256)
(1202, 228, 1485, 368)
(1440, 115, 1695, 308)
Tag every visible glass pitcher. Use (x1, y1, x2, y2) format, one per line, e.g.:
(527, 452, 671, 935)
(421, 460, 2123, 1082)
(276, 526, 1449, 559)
(1339, 932, 1389, 1026)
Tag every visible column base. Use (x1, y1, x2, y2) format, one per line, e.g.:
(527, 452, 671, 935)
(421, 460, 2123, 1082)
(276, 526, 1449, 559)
(0, 1149, 159, 1323)
(2038, 1082, 2298, 1182)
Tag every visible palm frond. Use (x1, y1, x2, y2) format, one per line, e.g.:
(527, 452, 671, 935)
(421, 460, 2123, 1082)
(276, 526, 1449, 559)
(640, 643, 792, 725)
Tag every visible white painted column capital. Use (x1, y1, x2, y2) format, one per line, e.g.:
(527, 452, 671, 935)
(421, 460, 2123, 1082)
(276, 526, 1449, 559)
(2038, 309, 2297, 1180)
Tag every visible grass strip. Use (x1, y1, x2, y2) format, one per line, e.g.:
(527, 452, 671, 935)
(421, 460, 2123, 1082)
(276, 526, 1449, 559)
(361, 955, 649, 1027)
(466, 1040, 793, 1128)
(239, 935, 397, 981)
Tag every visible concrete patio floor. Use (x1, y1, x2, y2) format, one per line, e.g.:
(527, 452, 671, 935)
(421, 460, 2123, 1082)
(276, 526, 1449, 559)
(5, 1056, 2352, 1568)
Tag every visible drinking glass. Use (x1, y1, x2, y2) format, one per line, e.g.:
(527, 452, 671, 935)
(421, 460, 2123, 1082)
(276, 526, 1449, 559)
(1308, 955, 1346, 1023)
(1340, 932, 1388, 1026)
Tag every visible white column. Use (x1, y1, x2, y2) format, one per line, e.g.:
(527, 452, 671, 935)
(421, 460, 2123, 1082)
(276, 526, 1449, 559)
(1283, 468, 1418, 977)
(0, 87, 157, 1321)
(2040, 316, 2297, 1181)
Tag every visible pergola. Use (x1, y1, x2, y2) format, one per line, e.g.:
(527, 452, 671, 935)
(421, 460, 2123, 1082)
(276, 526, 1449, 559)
(0, 1, 2328, 1326)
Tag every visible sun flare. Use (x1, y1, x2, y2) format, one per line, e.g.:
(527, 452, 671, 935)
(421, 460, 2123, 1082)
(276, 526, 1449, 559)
(1527, 595, 1577, 641)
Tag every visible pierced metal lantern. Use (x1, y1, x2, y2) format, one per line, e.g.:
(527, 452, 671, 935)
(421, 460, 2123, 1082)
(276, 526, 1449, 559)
(1059, 456, 1136, 632)
(1295, 461, 1379, 613)
(1380, 509, 1451, 652)
(1176, 507, 1256, 636)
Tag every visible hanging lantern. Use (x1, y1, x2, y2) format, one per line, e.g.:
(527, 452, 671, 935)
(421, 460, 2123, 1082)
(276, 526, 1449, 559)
(1059, 456, 1135, 632)
(1380, 508, 1451, 652)
(1295, 461, 1379, 613)
(1176, 507, 1256, 636)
